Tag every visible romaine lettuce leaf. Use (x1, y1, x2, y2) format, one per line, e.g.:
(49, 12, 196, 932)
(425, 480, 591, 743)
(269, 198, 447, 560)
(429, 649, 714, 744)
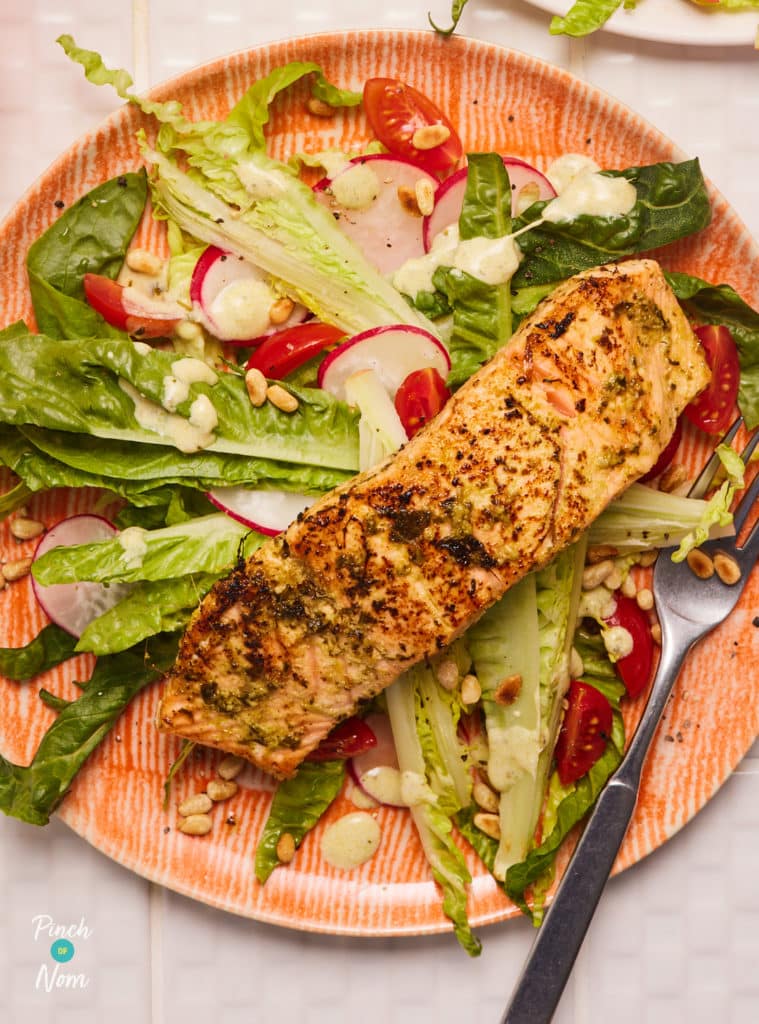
(549, 0, 627, 37)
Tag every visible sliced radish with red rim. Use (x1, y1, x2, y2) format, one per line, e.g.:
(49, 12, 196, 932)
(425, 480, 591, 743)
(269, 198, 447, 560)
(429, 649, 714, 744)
(32, 515, 131, 639)
(318, 324, 450, 402)
(207, 486, 316, 536)
(422, 157, 556, 252)
(314, 155, 437, 276)
(349, 713, 405, 807)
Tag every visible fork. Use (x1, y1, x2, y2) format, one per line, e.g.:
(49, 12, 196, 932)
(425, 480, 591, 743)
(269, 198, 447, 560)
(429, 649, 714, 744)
(502, 419, 759, 1024)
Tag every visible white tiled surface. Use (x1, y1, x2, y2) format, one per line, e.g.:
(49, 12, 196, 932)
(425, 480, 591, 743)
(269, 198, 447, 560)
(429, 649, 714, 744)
(0, 2, 757, 1022)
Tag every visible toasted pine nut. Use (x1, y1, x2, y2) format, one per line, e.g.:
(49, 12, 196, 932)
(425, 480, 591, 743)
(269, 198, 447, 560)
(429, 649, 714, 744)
(435, 658, 459, 691)
(473, 781, 499, 814)
(582, 559, 614, 589)
(10, 517, 45, 541)
(414, 178, 435, 217)
(686, 548, 714, 580)
(586, 544, 619, 564)
(604, 567, 623, 592)
(713, 551, 741, 586)
(276, 831, 296, 863)
(636, 587, 654, 611)
(126, 248, 163, 276)
(651, 623, 662, 645)
(217, 754, 244, 781)
(569, 646, 584, 679)
(659, 463, 689, 494)
(178, 814, 213, 836)
(175, 320, 203, 341)
(473, 812, 501, 840)
(178, 793, 213, 817)
(245, 368, 268, 407)
(306, 97, 335, 118)
(206, 779, 238, 802)
(620, 575, 637, 598)
(2, 557, 33, 582)
(494, 673, 522, 706)
(460, 674, 481, 705)
(637, 550, 658, 568)
(411, 124, 451, 150)
(269, 297, 295, 325)
(397, 185, 421, 216)
(266, 384, 299, 413)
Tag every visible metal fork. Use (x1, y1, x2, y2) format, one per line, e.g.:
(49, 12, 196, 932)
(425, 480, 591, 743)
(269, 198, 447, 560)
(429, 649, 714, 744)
(503, 419, 759, 1024)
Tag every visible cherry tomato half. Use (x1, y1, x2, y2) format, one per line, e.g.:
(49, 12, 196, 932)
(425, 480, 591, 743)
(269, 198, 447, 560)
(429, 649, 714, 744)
(307, 716, 377, 762)
(555, 680, 613, 786)
(603, 593, 654, 699)
(362, 78, 463, 176)
(83, 273, 180, 339)
(246, 322, 346, 379)
(684, 325, 740, 435)
(394, 367, 451, 438)
(639, 416, 683, 483)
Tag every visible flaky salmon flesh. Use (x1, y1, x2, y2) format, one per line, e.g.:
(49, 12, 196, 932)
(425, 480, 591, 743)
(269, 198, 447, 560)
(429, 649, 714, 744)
(157, 259, 710, 777)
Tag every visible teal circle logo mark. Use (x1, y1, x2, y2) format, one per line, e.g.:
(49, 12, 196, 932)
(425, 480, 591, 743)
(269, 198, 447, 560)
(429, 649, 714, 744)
(50, 939, 75, 963)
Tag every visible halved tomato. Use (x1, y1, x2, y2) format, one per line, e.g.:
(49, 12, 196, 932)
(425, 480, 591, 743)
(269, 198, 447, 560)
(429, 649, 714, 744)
(362, 78, 462, 176)
(684, 324, 740, 435)
(394, 367, 451, 437)
(307, 717, 377, 762)
(555, 680, 613, 786)
(246, 322, 346, 379)
(83, 273, 181, 339)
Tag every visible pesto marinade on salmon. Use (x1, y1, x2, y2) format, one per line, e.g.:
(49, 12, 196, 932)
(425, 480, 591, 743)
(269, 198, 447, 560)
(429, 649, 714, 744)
(157, 259, 710, 777)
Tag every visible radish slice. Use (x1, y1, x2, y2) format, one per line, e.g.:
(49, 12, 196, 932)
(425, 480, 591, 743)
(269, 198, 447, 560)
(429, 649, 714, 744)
(313, 155, 437, 276)
(207, 486, 316, 536)
(190, 246, 306, 344)
(422, 156, 556, 251)
(31, 515, 131, 638)
(318, 325, 450, 403)
(348, 713, 405, 807)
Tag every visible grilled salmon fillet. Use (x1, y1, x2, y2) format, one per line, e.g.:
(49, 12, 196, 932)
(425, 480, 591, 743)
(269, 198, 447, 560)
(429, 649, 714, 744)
(157, 259, 710, 777)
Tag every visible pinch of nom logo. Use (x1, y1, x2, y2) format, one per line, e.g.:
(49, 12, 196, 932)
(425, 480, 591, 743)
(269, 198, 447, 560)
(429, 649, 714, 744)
(32, 914, 92, 993)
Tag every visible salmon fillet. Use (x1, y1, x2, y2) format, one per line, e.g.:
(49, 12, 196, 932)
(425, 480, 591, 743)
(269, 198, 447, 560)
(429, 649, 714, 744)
(157, 259, 710, 777)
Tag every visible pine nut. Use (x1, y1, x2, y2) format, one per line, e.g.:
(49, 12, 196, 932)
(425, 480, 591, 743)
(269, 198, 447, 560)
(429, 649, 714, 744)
(586, 544, 619, 564)
(10, 517, 45, 541)
(582, 559, 614, 589)
(659, 463, 689, 494)
(686, 548, 714, 580)
(217, 755, 245, 781)
(411, 124, 451, 150)
(266, 384, 299, 413)
(569, 646, 584, 679)
(178, 793, 213, 817)
(276, 831, 296, 863)
(245, 368, 268, 407)
(494, 673, 522, 706)
(713, 551, 741, 586)
(435, 658, 459, 691)
(414, 178, 435, 217)
(636, 587, 654, 611)
(460, 674, 481, 705)
(621, 575, 637, 598)
(604, 567, 623, 591)
(473, 781, 499, 814)
(651, 623, 662, 645)
(206, 779, 238, 802)
(306, 97, 335, 118)
(269, 297, 295, 325)
(2, 557, 33, 582)
(178, 814, 213, 836)
(397, 185, 421, 216)
(473, 812, 501, 840)
(175, 320, 203, 341)
(637, 550, 658, 568)
(126, 248, 163, 276)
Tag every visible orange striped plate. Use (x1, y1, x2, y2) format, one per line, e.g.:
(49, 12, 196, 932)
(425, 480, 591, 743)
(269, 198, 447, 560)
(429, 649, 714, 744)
(0, 30, 757, 938)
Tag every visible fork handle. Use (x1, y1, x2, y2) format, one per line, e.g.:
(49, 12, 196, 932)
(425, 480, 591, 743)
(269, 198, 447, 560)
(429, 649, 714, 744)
(502, 633, 694, 1024)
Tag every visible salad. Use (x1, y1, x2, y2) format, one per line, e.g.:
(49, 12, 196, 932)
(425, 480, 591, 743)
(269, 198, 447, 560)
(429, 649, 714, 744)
(0, 36, 757, 955)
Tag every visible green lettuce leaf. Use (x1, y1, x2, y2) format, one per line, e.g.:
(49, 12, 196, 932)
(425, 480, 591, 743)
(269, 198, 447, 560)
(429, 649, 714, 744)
(549, 0, 628, 37)
(255, 760, 346, 883)
(429, 0, 471, 35)
(0, 624, 79, 682)
(0, 633, 178, 826)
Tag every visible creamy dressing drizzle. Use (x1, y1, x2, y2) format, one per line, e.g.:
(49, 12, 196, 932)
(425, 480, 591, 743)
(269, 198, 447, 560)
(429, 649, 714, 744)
(119, 379, 217, 453)
(330, 163, 381, 210)
(319, 812, 381, 870)
(118, 526, 148, 569)
(545, 153, 601, 195)
(208, 279, 274, 339)
(542, 171, 637, 223)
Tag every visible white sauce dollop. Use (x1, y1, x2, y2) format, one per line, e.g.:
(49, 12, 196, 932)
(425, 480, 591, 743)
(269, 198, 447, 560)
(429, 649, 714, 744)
(392, 224, 460, 297)
(545, 153, 601, 195)
(119, 379, 216, 453)
(453, 234, 522, 287)
(330, 163, 381, 211)
(542, 170, 637, 223)
(118, 526, 148, 569)
(189, 394, 219, 433)
(320, 812, 381, 870)
(579, 586, 618, 623)
(172, 357, 218, 387)
(603, 624, 634, 661)
(208, 279, 274, 340)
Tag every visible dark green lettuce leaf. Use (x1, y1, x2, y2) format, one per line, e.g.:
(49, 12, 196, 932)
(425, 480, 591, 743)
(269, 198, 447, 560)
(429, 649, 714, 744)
(0, 624, 78, 682)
